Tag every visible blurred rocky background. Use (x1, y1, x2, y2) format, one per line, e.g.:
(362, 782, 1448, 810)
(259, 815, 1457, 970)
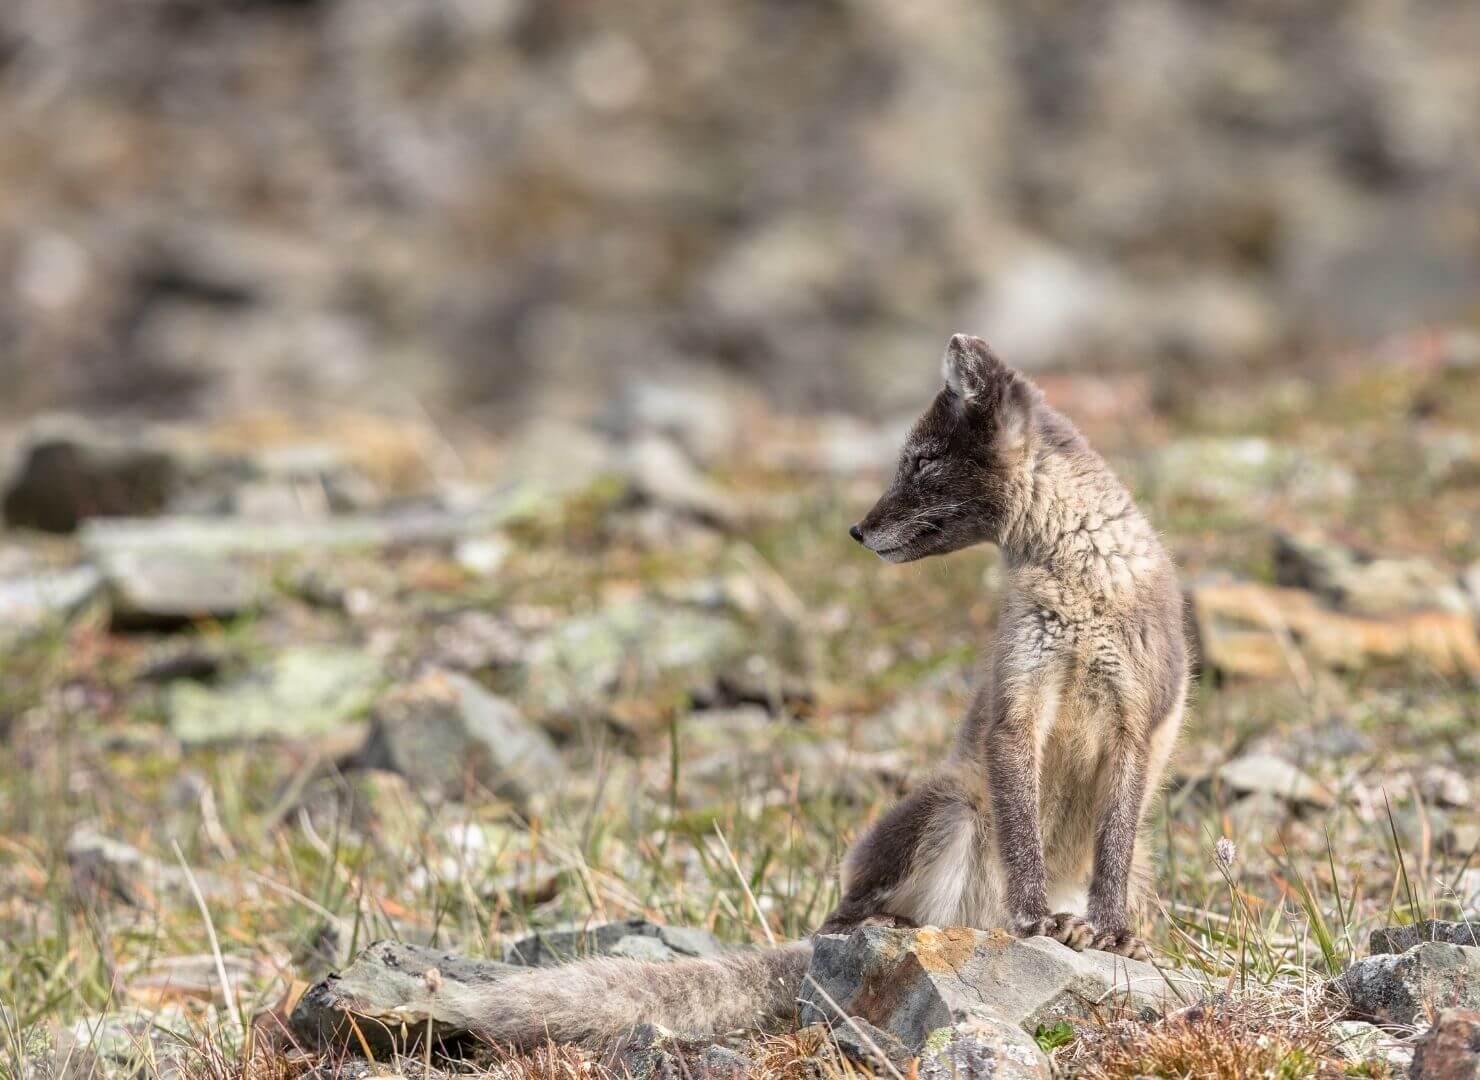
(4, 4, 1480, 1079)
(3, 0, 1478, 424)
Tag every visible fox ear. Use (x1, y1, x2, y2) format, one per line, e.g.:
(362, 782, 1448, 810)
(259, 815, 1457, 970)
(941, 333, 1005, 403)
(996, 376, 1034, 456)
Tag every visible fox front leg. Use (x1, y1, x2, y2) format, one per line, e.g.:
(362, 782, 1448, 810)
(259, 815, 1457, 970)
(981, 659, 1095, 951)
(1085, 725, 1153, 960)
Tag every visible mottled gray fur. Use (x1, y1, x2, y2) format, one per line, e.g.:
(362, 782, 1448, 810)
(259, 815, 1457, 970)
(475, 335, 1187, 1047)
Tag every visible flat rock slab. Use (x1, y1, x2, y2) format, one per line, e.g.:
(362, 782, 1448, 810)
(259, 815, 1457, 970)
(290, 940, 517, 1054)
(503, 918, 725, 967)
(799, 925, 1195, 1051)
(1371, 921, 1480, 955)
(102, 548, 261, 629)
(1330, 942, 1480, 1026)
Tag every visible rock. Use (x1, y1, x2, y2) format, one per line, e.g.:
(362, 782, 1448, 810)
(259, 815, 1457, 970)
(66, 826, 232, 907)
(290, 940, 518, 1054)
(695, 1044, 754, 1077)
(1412, 1009, 1480, 1079)
(602, 370, 755, 465)
(100, 548, 261, 630)
(422, 611, 526, 673)
(1371, 922, 1480, 955)
(606, 1024, 683, 1080)
(1329, 942, 1480, 1026)
(0, 566, 102, 647)
(827, 1015, 913, 1072)
(453, 535, 511, 577)
(1215, 753, 1334, 808)
(168, 646, 384, 744)
(66, 1005, 197, 1080)
(1191, 581, 1480, 679)
(799, 925, 1193, 1051)
(504, 919, 725, 967)
(361, 670, 564, 807)
(1146, 438, 1354, 509)
(79, 501, 515, 559)
(522, 600, 747, 722)
(1329, 1020, 1413, 1072)
(3, 423, 179, 533)
(623, 434, 739, 527)
(919, 1015, 1053, 1080)
(1275, 531, 1469, 617)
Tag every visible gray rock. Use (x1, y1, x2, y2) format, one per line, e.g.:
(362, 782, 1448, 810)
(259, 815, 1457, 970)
(695, 1044, 754, 1078)
(362, 670, 563, 807)
(101, 547, 261, 629)
(1329, 1020, 1415, 1074)
(1216, 753, 1334, 808)
(1329, 942, 1480, 1026)
(624, 434, 739, 527)
(1144, 437, 1355, 509)
(1370, 922, 1480, 955)
(0, 566, 102, 647)
(503, 919, 725, 967)
(1275, 530, 1468, 617)
(799, 925, 1194, 1051)
(3, 424, 179, 533)
(65, 1005, 198, 1080)
(168, 646, 384, 744)
(290, 940, 518, 1054)
(80, 502, 514, 559)
(66, 826, 232, 907)
(1412, 1009, 1480, 1079)
(522, 600, 747, 721)
(827, 1015, 912, 1072)
(919, 1015, 1054, 1080)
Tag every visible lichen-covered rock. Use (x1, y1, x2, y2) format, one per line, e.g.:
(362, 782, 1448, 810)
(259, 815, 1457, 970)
(1411, 1009, 1480, 1079)
(168, 646, 383, 743)
(919, 1015, 1053, 1080)
(503, 918, 724, 967)
(1329, 942, 1480, 1026)
(361, 669, 564, 808)
(1371, 922, 1480, 955)
(799, 925, 1193, 1051)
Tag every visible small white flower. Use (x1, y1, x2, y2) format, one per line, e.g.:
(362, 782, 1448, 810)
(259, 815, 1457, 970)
(1215, 837, 1237, 868)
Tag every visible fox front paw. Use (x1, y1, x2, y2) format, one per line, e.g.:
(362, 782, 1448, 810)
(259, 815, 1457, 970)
(1017, 912, 1095, 950)
(1089, 927, 1153, 961)
(859, 913, 920, 929)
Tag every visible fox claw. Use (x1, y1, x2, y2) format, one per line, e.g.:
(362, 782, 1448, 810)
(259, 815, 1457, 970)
(1018, 912, 1095, 951)
(1089, 927, 1152, 960)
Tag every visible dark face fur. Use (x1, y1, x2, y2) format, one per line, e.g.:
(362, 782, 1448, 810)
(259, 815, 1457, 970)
(851, 334, 1031, 563)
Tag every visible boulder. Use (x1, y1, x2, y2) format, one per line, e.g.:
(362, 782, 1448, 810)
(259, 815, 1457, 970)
(1412, 1009, 1480, 1080)
(1329, 942, 1480, 1026)
(361, 670, 564, 807)
(1371, 922, 1480, 955)
(503, 918, 724, 967)
(799, 925, 1194, 1051)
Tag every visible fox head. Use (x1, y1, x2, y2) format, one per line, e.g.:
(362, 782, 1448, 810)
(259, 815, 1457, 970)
(851, 334, 1035, 563)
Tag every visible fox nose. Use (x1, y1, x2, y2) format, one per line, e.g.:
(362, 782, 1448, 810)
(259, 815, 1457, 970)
(849, 523, 864, 544)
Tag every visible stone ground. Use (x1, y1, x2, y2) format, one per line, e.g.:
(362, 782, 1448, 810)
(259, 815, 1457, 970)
(1, 333, 1479, 1078)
